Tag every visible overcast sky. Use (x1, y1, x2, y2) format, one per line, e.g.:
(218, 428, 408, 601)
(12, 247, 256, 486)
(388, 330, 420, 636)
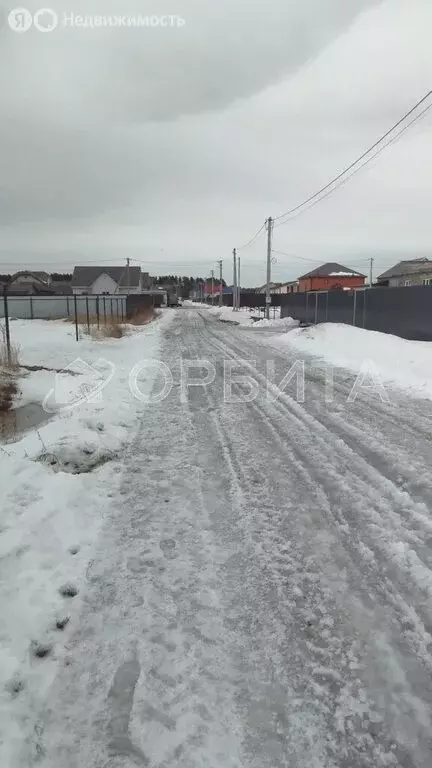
(0, 0, 431, 285)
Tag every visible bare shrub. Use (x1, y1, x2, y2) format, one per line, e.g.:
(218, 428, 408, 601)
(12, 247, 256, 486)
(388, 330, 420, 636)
(0, 325, 20, 370)
(128, 309, 156, 326)
(0, 375, 17, 413)
(102, 322, 125, 338)
(86, 321, 125, 339)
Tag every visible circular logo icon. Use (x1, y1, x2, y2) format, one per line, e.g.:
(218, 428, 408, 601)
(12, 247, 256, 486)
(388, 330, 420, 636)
(33, 7, 58, 32)
(8, 7, 33, 32)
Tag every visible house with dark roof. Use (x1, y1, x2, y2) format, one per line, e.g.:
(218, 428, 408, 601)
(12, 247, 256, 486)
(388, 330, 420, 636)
(71, 266, 151, 295)
(6, 271, 55, 295)
(297, 262, 366, 293)
(273, 280, 299, 294)
(376, 258, 432, 288)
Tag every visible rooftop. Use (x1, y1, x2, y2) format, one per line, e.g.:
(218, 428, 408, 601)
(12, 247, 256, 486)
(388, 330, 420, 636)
(72, 266, 141, 288)
(377, 258, 432, 281)
(298, 262, 366, 280)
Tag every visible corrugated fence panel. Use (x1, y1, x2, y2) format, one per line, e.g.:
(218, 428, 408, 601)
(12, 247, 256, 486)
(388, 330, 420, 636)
(280, 285, 432, 342)
(0, 295, 127, 321)
(31, 297, 70, 319)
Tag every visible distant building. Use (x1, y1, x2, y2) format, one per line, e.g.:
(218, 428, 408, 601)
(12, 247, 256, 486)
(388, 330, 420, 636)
(297, 263, 366, 292)
(50, 281, 73, 295)
(256, 282, 281, 294)
(376, 258, 432, 287)
(273, 280, 299, 294)
(72, 266, 150, 295)
(204, 280, 223, 297)
(6, 271, 54, 295)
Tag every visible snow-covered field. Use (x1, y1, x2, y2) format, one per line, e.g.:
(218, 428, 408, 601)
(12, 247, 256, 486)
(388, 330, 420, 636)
(0, 314, 172, 766)
(272, 322, 432, 401)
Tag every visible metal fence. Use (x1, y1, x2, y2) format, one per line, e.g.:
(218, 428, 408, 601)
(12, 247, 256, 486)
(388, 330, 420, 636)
(280, 285, 432, 342)
(198, 292, 284, 308)
(0, 294, 127, 323)
(0, 294, 128, 363)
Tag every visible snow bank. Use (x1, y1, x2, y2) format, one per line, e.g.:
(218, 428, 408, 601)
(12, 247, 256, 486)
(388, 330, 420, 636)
(208, 306, 255, 325)
(274, 322, 432, 399)
(204, 305, 294, 328)
(0, 314, 172, 766)
(252, 316, 299, 330)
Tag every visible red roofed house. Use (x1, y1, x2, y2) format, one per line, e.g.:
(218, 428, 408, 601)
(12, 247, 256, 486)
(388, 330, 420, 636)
(297, 262, 366, 292)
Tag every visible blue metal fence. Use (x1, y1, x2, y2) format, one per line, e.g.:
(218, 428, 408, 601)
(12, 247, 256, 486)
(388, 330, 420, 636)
(280, 285, 432, 342)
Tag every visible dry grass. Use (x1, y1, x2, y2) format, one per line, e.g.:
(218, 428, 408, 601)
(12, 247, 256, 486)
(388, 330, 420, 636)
(128, 308, 156, 326)
(83, 321, 126, 339)
(0, 325, 20, 371)
(65, 313, 126, 339)
(95, 321, 125, 339)
(65, 314, 116, 325)
(0, 375, 17, 413)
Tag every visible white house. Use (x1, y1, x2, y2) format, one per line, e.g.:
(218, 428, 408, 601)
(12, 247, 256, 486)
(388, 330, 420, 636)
(71, 266, 150, 295)
(273, 280, 299, 294)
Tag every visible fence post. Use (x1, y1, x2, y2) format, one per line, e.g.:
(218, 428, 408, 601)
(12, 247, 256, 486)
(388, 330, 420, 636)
(362, 288, 367, 329)
(325, 292, 329, 322)
(3, 287, 11, 365)
(66, 296, 70, 317)
(305, 291, 309, 323)
(352, 290, 357, 327)
(96, 296, 100, 329)
(103, 296, 107, 325)
(29, 296, 34, 320)
(314, 292, 318, 324)
(85, 295, 90, 334)
(110, 298, 114, 322)
(74, 295, 79, 341)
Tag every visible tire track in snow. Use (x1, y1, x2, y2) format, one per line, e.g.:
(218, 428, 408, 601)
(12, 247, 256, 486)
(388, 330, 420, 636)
(205, 319, 432, 590)
(201, 313, 432, 763)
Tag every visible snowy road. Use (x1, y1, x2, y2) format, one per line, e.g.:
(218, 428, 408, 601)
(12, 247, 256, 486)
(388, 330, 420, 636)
(27, 309, 432, 768)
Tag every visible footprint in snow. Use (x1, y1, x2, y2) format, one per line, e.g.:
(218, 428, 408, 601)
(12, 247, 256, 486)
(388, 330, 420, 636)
(159, 539, 177, 558)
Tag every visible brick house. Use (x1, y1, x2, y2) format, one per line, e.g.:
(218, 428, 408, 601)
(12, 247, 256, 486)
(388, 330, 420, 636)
(297, 262, 366, 292)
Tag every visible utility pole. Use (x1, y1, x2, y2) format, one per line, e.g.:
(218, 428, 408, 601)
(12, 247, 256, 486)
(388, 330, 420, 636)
(218, 260, 223, 306)
(233, 248, 238, 311)
(265, 216, 273, 320)
(237, 256, 241, 311)
(369, 257, 374, 288)
(211, 269, 215, 305)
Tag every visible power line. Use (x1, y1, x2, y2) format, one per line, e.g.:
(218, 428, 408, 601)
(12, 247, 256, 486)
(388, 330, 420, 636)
(271, 249, 396, 267)
(0, 258, 216, 273)
(274, 89, 432, 226)
(131, 258, 215, 268)
(271, 249, 325, 264)
(236, 221, 267, 251)
(274, 101, 432, 229)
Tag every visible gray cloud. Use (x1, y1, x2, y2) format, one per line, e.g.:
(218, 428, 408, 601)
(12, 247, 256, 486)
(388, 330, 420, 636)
(0, 0, 431, 284)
